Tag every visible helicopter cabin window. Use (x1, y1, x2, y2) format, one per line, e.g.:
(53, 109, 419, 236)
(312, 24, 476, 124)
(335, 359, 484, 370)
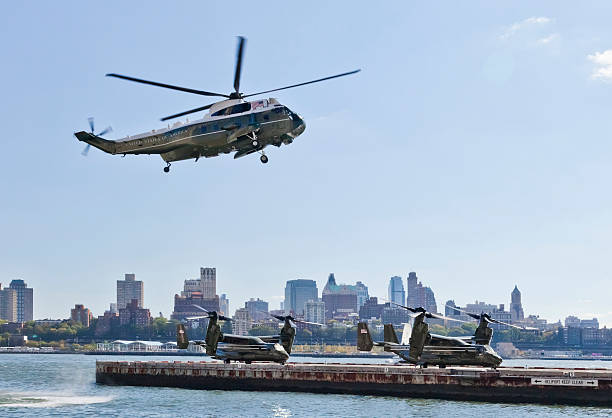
(251, 99, 268, 110)
(211, 102, 251, 117)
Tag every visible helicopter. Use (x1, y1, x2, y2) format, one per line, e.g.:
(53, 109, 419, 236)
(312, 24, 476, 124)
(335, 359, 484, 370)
(177, 305, 321, 364)
(357, 302, 506, 368)
(74, 36, 360, 172)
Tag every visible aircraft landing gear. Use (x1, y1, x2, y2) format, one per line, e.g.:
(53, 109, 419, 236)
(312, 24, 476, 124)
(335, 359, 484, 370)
(260, 154, 268, 164)
(248, 132, 259, 148)
(163, 163, 171, 173)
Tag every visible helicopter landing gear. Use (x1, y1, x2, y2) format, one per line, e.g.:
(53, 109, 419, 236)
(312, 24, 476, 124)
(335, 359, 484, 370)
(248, 132, 259, 148)
(260, 154, 268, 164)
(163, 163, 171, 173)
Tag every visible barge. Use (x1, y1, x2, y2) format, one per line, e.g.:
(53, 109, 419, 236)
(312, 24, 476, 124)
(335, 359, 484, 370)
(96, 360, 612, 406)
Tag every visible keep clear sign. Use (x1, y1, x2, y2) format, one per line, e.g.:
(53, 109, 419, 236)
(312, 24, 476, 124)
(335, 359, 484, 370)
(531, 377, 598, 387)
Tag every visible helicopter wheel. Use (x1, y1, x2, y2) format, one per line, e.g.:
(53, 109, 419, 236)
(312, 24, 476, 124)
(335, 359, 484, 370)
(252, 140, 259, 147)
(163, 163, 171, 173)
(260, 155, 268, 164)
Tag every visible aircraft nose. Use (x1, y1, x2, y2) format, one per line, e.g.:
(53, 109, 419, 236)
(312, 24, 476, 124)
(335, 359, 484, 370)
(292, 115, 305, 137)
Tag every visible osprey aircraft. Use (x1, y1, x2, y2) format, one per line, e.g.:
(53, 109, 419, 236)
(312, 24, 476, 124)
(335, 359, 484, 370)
(177, 306, 321, 364)
(74, 37, 360, 172)
(357, 303, 505, 368)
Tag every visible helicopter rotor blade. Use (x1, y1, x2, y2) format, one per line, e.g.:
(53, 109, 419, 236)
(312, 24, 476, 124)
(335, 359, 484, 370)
(106, 73, 230, 98)
(88, 117, 94, 133)
(191, 305, 209, 313)
(387, 300, 419, 313)
(426, 312, 472, 324)
(444, 304, 537, 330)
(294, 319, 325, 326)
(81, 144, 91, 157)
(185, 315, 209, 320)
(160, 103, 215, 121)
(242, 69, 361, 99)
(233, 36, 245, 94)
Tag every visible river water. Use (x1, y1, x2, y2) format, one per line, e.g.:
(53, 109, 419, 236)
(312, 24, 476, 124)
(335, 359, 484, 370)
(0, 354, 610, 417)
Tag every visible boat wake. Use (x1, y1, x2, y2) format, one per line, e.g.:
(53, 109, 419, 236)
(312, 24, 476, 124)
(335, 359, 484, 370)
(0, 392, 113, 408)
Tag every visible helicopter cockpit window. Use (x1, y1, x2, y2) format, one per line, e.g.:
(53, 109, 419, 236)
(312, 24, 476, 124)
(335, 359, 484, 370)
(211, 102, 251, 117)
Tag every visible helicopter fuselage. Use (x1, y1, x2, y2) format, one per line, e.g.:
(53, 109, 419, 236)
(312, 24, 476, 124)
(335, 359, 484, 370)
(74, 98, 305, 164)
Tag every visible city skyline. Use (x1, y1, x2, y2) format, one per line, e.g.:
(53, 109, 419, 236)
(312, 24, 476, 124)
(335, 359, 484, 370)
(1, 269, 603, 329)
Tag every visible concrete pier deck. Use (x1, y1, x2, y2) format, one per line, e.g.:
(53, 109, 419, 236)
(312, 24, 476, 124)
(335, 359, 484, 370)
(96, 361, 612, 406)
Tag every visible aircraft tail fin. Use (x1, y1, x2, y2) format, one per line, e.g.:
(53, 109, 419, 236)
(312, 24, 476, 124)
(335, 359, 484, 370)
(408, 313, 430, 363)
(280, 321, 296, 354)
(383, 324, 399, 344)
(74, 131, 117, 154)
(474, 317, 493, 345)
(357, 322, 374, 351)
(177, 324, 189, 349)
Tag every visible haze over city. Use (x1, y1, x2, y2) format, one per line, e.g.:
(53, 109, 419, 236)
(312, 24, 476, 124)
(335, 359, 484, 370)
(2, 2, 612, 326)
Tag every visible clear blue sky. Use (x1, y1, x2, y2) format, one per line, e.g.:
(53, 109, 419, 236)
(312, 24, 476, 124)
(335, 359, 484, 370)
(1, 2, 612, 325)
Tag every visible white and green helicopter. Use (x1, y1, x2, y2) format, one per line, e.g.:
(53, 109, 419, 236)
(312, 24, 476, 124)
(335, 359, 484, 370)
(75, 37, 359, 172)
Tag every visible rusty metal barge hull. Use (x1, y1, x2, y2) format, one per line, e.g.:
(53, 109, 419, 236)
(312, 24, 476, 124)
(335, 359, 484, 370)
(96, 361, 612, 406)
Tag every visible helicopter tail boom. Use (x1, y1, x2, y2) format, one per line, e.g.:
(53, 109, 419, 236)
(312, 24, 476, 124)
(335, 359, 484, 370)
(74, 131, 117, 154)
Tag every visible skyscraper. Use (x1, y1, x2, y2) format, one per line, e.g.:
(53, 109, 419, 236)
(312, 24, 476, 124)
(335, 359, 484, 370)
(388, 276, 405, 306)
(117, 273, 144, 309)
(406, 272, 418, 307)
(510, 285, 524, 321)
(405, 272, 437, 313)
(219, 294, 230, 317)
(200, 267, 216, 299)
(355, 281, 369, 308)
(321, 273, 358, 320)
(9, 279, 33, 322)
(284, 279, 318, 315)
(245, 298, 268, 321)
(0, 284, 17, 322)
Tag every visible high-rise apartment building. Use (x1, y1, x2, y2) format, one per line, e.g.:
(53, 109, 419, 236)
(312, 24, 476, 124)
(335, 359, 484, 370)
(245, 298, 268, 321)
(70, 304, 92, 327)
(284, 279, 318, 315)
(119, 299, 151, 327)
(0, 284, 17, 322)
(305, 299, 325, 324)
(9, 280, 33, 322)
(233, 308, 252, 336)
(388, 276, 405, 306)
(117, 273, 144, 309)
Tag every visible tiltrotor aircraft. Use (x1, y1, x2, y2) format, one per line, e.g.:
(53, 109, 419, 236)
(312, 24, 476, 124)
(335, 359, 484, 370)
(74, 36, 360, 172)
(357, 302, 505, 368)
(177, 305, 321, 364)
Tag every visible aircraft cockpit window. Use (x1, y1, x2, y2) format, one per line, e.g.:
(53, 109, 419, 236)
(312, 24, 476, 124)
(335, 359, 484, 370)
(211, 102, 251, 117)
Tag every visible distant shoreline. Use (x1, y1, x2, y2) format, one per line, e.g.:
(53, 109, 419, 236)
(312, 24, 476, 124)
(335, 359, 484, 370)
(1, 350, 611, 361)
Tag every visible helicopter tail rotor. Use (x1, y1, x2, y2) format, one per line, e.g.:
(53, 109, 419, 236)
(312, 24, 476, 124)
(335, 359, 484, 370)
(81, 117, 112, 156)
